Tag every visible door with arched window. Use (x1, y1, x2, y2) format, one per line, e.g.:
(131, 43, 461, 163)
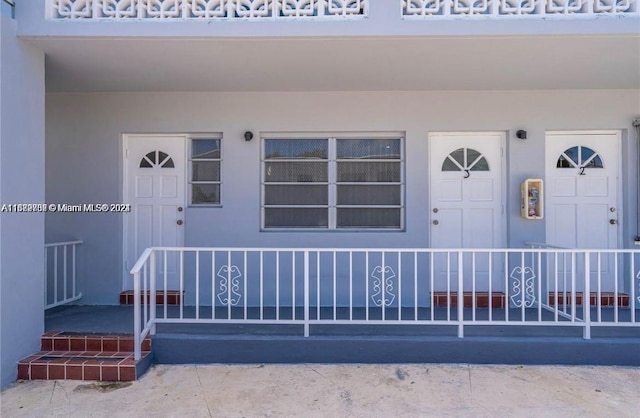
(429, 132, 506, 290)
(545, 132, 620, 251)
(124, 135, 186, 290)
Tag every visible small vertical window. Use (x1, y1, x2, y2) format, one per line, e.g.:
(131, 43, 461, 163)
(190, 138, 221, 205)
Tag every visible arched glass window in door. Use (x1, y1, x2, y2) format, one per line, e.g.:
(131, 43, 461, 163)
(442, 148, 489, 177)
(139, 150, 175, 168)
(556, 146, 603, 174)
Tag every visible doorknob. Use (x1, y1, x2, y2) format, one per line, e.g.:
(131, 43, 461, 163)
(177, 220, 183, 226)
(609, 219, 618, 225)
(432, 220, 439, 226)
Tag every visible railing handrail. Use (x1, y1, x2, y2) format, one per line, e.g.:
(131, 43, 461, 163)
(139, 246, 640, 254)
(524, 242, 571, 250)
(130, 247, 153, 274)
(45, 240, 83, 248)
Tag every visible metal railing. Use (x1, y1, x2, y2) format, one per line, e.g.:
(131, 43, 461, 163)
(48, 0, 368, 19)
(130, 246, 640, 359)
(44, 240, 83, 309)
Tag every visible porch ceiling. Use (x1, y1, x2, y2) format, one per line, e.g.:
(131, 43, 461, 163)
(33, 35, 640, 93)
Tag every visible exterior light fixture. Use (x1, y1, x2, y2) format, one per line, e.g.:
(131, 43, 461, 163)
(516, 130, 527, 140)
(244, 131, 254, 141)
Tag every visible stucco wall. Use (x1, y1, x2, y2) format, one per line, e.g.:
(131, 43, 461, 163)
(45, 90, 640, 305)
(0, 9, 46, 387)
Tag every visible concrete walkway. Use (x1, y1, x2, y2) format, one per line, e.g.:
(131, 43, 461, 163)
(1, 364, 639, 417)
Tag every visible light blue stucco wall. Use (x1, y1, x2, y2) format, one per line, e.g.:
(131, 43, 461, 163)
(0, 6, 46, 388)
(45, 90, 640, 305)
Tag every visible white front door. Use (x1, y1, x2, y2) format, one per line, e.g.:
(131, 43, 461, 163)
(545, 131, 620, 290)
(545, 132, 620, 249)
(429, 132, 505, 290)
(124, 135, 186, 289)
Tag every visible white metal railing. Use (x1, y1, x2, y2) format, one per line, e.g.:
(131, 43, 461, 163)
(48, 0, 368, 19)
(130, 246, 640, 359)
(402, 0, 639, 17)
(44, 240, 83, 309)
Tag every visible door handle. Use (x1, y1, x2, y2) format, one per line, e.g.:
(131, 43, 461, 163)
(177, 220, 183, 226)
(609, 219, 617, 225)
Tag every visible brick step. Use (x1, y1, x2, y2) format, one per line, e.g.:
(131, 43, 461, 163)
(433, 292, 505, 308)
(119, 290, 183, 305)
(17, 332, 152, 382)
(548, 292, 630, 307)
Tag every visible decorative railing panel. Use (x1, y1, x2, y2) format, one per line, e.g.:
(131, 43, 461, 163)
(130, 245, 640, 360)
(402, 0, 638, 16)
(49, 0, 368, 19)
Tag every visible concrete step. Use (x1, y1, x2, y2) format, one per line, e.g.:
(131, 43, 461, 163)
(17, 331, 152, 381)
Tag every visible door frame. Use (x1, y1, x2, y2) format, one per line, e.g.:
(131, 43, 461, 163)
(122, 133, 188, 289)
(544, 130, 623, 249)
(427, 131, 508, 249)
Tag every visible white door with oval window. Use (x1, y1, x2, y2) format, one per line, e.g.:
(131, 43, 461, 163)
(124, 135, 186, 290)
(545, 131, 620, 290)
(429, 132, 506, 290)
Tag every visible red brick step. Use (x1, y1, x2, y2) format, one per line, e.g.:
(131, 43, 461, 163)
(17, 331, 152, 382)
(433, 292, 505, 308)
(119, 290, 183, 305)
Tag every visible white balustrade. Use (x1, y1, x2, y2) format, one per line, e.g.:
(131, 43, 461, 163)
(130, 245, 640, 360)
(401, 0, 638, 16)
(44, 240, 83, 309)
(48, 0, 368, 19)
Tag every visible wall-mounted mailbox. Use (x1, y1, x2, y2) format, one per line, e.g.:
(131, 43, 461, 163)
(521, 179, 543, 219)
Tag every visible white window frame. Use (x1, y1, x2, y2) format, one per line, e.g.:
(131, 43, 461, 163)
(189, 134, 223, 206)
(261, 132, 405, 231)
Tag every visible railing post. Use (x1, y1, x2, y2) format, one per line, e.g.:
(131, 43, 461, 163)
(583, 253, 591, 339)
(304, 251, 310, 337)
(457, 251, 464, 338)
(150, 250, 156, 336)
(133, 270, 141, 361)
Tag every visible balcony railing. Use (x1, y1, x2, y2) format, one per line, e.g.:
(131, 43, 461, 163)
(47, 0, 637, 20)
(402, 0, 638, 17)
(48, 0, 368, 19)
(130, 246, 640, 360)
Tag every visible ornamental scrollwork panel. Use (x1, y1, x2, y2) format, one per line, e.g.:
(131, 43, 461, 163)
(370, 265, 396, 307)
(510, 266, 536, 308)
(217, 265, 243, 306)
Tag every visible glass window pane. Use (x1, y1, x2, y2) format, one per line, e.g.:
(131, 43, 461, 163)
(161, 158, 175, 168)
(563, 147, 579, 165)
(192, 184, 220, 204)
(337, 139, 401, 159)
(441, 156, 460, 171)
(145, 151, 157, 164)
(337, 162, 400, 182)
(192, 139, 221, 159)
(580, 146, 595, 164)
(470, 157, 489, 171)
(192, 161, 220, 181)
(337, 185, 400, 205)
(265, 139, 328, 159)
(265, 185, 328, 205)
(556, 155, 573, 168)
(584, 155, 603, 168)
(265, 162, 328, 182)
(265, 208, 328, 228)
(140, 158, 153, 168)
(450, 149, 464, 166)
(337, 208, 401, 228)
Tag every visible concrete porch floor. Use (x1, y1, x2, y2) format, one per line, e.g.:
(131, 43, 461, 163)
(44, 305, 640, 367)
(3, 364, 639, 417)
